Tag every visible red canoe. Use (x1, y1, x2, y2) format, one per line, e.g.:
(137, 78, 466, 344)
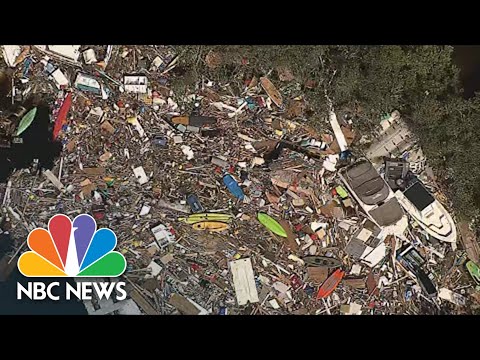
(52, 92, 72, 141)
(316, 269, 345, 299)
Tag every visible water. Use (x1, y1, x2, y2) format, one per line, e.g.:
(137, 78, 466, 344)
(0, 97, 84, 314)
(0, 270, 88, 315)
(0, 233, 87, 315)
(0, 103, 62, 182)
(453, 45, 480, 98)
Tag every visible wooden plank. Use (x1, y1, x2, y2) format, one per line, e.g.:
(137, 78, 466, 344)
(129, 289, 159, 315)
(307, 267, 328, 284)
(168, 293, 200, 315)
(343, 277, 366, 289)
(83, 167, 106, 176)
(278, 219, 299, 251)
(458, 222, 480, 264)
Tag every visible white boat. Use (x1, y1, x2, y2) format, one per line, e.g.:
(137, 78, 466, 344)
(394, 181, 456, 243)
(339, 159, 408, 235)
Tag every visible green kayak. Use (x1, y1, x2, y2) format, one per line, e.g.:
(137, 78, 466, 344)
(335, 186, 349, 199)
(178, 213, 233, 224)
(16, 107, 37, 136)
(466, 260, 480, 285)
(257, 212, 287, 238)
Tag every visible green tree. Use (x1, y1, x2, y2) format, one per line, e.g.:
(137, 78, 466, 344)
(173, 45, 480, 221)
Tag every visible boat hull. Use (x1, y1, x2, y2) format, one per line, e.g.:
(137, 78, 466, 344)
(394, 190, 456, 243)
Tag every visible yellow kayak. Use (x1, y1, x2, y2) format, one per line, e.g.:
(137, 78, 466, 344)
(192, 221, 229, 232)
(179, 213, 233, 224)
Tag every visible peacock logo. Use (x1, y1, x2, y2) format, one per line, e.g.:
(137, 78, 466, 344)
(18, 214, 126, 277)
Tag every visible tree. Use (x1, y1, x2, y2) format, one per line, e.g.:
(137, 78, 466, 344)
(173, 45, 480, 221)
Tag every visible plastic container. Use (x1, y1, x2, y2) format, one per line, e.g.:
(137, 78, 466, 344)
(223, 174, 244, 200)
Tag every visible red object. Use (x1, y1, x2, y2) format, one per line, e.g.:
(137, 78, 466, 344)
(52, 92, 72, 141)
(93, 211, 105, 221)
(331, 188, 338, 196)
(309, 233, 318, 241)
(294, 224, 303, 232)
(241, 58, 248, 65)
(191, 263, 201, 272)
(316, 269, 345, 299)
(290, 274, 302, 290)
(228, 166, 235, 174)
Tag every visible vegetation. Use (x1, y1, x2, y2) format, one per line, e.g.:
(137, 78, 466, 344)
(173, 45, 480, 223)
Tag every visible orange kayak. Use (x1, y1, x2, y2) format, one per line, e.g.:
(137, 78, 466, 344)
(316, 269, 345, 299)
(192, 221, 229, 232)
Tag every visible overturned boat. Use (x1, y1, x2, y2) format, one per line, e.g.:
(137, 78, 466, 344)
(394, 180, 456, 243)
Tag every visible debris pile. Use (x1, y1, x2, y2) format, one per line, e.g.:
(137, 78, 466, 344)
(1, 45, 479, 315)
